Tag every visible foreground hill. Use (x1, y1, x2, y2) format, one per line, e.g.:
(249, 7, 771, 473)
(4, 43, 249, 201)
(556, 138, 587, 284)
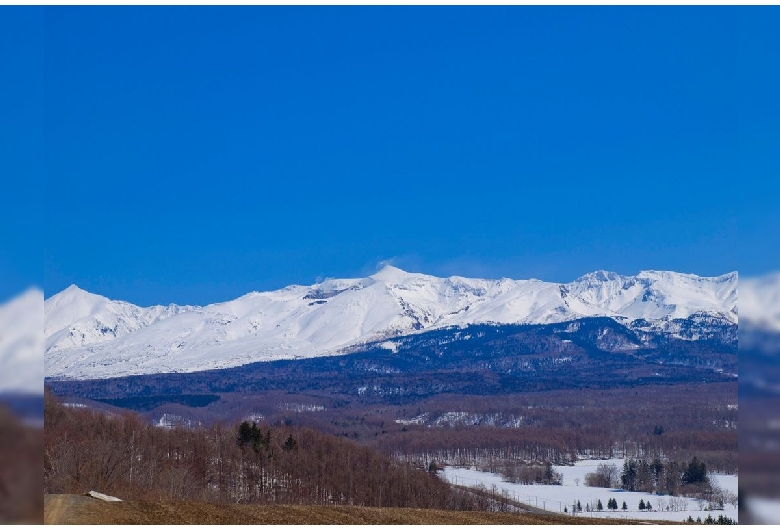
(45, 266, 736, 379)
(43, 495, 652, 525)
(43, 392, 479, 510)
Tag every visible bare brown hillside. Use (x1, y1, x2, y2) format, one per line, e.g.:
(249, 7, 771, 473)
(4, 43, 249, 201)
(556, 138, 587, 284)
(43, 392, 477, 509)
(44, 494, 657, 525)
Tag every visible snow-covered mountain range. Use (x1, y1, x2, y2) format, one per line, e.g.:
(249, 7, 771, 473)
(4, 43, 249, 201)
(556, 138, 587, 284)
(44, 266, 737, 380)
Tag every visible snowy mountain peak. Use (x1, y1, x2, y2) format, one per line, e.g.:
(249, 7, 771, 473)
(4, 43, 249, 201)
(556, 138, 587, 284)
(575, 270, 624, 283)
(45, 268, 738, 380)
(47, 284, 103, 303)
(370, 264, 420, 282)
(61, 283, 85, 294)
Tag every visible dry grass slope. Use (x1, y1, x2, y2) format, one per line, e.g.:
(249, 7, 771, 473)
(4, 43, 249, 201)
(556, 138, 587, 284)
(45, 494, 666, 525)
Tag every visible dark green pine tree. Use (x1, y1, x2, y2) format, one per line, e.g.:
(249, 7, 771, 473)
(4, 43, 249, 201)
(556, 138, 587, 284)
(236, 421, 254, 447)
(639, 499, 646, 510)
(597, 499, 603, 511)
(622, 459, 638, 491)
(283, 434, 298, 451)
(622, 500, 628, 511)
(683, 456, 707, 484)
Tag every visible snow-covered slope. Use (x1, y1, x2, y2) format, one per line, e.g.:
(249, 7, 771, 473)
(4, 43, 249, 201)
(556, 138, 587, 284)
(1, 288, 44, 394)
(45, 266, 737, 380)
(44, 284, 195, 352)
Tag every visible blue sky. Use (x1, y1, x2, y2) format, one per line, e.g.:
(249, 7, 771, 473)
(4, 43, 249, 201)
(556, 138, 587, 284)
(28, 7, 775, 305)
(1, 7, 43, 302)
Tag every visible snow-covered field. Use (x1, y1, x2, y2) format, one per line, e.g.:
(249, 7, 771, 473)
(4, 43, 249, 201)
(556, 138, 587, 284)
(440, 458, 738, 523)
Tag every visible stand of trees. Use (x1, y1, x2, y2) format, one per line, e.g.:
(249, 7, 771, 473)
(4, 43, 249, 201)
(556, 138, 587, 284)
(496, 461, 562, 485)
(620, 457, 709, 495)
(585, 463, 620, 488)
(617, 456, 735, 508)
(43, 392, 479, 509)
(579, 455, 736, 510)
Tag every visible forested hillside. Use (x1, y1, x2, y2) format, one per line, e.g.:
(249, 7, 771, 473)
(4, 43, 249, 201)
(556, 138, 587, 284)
(43, 392, 478, 510)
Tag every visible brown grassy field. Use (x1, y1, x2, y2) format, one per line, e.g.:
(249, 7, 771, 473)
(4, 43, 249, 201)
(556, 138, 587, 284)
(45, 494, 668, 525)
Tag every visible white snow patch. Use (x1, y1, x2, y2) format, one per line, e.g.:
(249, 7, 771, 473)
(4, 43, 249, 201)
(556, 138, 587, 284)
(379, 341, 398, 353)
(87, 491, 122, 502)
(278, 402, 325, 412)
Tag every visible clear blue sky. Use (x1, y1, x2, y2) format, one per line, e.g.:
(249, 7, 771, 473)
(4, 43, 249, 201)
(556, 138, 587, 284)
(28, 7, 776, 305)
(1, 7, 43, 302)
